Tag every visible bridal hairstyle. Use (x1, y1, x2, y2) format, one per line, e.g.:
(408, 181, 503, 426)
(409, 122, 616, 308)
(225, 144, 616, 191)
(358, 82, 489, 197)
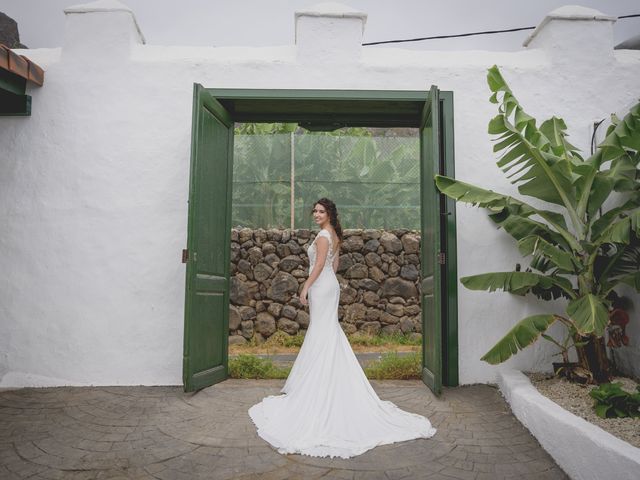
(312, 198, 343, 244)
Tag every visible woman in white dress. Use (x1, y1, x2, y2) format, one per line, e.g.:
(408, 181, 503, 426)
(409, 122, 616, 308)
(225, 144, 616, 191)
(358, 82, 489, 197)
(249, 198, 437, 458)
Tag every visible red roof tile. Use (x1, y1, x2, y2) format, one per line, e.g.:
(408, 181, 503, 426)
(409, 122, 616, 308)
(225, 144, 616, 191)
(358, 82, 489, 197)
(0, 44, 44, 87)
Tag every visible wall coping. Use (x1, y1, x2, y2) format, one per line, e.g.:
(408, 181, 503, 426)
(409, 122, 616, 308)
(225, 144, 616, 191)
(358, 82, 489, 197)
(294, 2, 367, 21)
(523, 5, 616, 47)
(63, 0, 146, 45)
(294, 2, 367, 42)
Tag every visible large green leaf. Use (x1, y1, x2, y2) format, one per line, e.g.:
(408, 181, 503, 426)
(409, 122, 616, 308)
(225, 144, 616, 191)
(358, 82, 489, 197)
(461, 271, 573, 297)
(577, 101, 640, 219)
(600, 235, 640, 293)
(599, 103, 640, 160)
(616, 272, 640, 291)
(586, 172, 615, 219)
(481, 314, 557, 364)
(517, 235, 577, 272)
(487, 66, 580, 230)
(539, 117, 582, 162)
(462, 271, 545, 293)
(434, 175, 512, 211)
(488, 208, 573, 251)
(435, 175, 578, 251)
(596, 208, 640, 246)
(591, 198, 640, 239)
(606, 152, 640, 193)
(567, 294, 609, 337)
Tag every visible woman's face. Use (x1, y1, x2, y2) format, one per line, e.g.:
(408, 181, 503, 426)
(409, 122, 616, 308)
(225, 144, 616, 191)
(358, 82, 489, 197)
(312, 203, 329, 227)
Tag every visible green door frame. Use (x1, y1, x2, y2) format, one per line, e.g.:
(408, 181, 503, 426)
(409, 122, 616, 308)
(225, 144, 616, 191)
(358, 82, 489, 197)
(187, 87, 458, 389)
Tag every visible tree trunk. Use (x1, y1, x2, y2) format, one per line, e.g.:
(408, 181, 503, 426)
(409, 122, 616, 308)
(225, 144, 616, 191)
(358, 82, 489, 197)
(575, 334, 611, 384)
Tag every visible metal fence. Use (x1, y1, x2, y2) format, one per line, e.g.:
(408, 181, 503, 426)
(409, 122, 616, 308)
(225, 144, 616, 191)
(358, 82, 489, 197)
(232, 130, 420, 229)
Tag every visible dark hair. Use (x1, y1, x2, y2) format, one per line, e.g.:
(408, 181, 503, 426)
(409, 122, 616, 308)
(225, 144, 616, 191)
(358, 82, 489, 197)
(311, 198, 343, 244)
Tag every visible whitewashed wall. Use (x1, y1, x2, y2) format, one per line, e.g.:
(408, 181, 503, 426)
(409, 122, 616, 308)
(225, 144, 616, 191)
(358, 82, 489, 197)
(1, 1, 639, 387)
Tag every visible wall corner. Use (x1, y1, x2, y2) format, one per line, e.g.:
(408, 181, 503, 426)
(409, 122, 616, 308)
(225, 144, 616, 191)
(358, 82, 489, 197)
(294, 2, 367, 64)
(62, 0, 145, 62)
(523, 6, 616, 64)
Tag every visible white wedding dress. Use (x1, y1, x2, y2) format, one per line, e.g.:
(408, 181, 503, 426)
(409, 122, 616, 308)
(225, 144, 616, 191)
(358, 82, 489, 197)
(248, 228, 437, 458)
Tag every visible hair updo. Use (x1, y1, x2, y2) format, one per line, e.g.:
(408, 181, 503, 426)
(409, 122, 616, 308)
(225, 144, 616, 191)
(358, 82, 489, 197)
(311, 197, 343, 244)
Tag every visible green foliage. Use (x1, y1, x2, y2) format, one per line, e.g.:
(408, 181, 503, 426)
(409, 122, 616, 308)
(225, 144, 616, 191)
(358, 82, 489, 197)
(232, 125, 420, 229)
(566, 294, 609, 337)
(461, 271, 573, 298)
(589, 382, 640, 418)
(234, 332, 421, 352)
(363, 352, 422, 380)
(480, 315, 556, 364)
(229, 351, 421, 380)
(235, 123, 298, 135)
(437, 65, 640, 373)
(228, 354, 291, 379)
(347, 332, 422, 347)
(263, 331, 306, 348)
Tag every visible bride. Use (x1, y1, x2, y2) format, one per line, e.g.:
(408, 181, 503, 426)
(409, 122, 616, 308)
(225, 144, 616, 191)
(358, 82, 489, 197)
(248, 198, 437, 458)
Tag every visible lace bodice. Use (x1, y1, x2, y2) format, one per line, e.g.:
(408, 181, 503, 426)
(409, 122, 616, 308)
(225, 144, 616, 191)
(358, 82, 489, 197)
(307, 229, 337, 271)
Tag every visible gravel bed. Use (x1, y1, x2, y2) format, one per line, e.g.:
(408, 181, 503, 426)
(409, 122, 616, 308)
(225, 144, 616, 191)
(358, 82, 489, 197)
(527, 372, 640, 449)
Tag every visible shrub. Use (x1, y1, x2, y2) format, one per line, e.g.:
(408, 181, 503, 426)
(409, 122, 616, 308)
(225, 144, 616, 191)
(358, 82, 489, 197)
(589, 382, 640, 418)
(364, 351, 421, 380)
(263, 331, 305, 348)
(228, 354, 290, 379)
(347, 332, 422, 347)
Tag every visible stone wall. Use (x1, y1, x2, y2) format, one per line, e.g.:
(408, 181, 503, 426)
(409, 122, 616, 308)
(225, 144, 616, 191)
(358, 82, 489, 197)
(229, 228, 422, 344)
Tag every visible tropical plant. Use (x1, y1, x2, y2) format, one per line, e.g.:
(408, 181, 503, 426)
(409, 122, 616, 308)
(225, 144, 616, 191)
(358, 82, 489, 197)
(436, 65, 640, 383)
(232, 123, 421, 229)
(233, 123, 297, 228)
(295, 130, 420, 229)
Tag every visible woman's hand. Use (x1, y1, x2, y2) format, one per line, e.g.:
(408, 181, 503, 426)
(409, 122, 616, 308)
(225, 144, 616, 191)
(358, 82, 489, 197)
(300, 285, 309, 306)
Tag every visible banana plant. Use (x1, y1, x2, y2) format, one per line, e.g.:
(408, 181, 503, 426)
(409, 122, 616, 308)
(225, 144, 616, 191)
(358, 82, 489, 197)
(436, 65, 640, 383)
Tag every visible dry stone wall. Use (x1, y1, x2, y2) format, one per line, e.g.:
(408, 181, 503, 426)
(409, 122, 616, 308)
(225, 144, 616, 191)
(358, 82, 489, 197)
(229, 228, 422, 344)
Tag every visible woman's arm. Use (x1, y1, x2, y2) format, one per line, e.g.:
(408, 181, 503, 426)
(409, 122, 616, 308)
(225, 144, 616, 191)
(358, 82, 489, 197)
(299, 237, 329, 305)
(332, 244, 340, 273)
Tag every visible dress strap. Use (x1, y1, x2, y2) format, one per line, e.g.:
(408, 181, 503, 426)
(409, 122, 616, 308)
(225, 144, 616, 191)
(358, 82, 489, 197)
(315, 229, 335, 257)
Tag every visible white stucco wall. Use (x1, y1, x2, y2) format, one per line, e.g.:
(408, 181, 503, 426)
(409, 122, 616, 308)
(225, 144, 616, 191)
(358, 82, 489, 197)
(1, 1, 639, 387)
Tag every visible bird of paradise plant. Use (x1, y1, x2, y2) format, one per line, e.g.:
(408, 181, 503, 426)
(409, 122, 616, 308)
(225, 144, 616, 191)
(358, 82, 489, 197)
(436, 65, 640, 383)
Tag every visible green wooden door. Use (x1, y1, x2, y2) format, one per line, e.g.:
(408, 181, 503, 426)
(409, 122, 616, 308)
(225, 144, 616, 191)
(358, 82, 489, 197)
(420, 86, 443, 395)
(183, 83, 234, 392)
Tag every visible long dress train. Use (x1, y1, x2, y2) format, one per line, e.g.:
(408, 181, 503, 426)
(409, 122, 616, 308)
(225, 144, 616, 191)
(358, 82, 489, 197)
(248, 228, 436, 458)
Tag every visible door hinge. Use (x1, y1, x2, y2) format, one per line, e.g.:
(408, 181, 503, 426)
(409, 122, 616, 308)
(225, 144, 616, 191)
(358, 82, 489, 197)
(182, 249, 189, 263)
(437, 252, 446, 265)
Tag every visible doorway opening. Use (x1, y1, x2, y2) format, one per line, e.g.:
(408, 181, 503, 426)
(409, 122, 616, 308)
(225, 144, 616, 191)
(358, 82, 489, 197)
(230, 124, 424, 380)
(183, 88, 457, 395)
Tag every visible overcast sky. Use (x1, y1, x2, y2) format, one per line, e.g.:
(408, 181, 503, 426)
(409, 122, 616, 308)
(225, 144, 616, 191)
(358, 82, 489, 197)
(1, 0, 638, 51)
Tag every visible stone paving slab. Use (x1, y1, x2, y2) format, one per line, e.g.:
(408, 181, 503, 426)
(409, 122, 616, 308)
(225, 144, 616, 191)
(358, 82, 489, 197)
(0, 380, 567, 479)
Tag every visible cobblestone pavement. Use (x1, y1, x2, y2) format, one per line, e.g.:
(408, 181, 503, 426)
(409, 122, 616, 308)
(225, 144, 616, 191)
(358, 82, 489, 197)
(0, 380, 567, 479)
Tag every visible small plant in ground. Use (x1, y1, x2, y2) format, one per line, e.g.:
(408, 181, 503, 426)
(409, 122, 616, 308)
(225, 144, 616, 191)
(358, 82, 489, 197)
(589, 382, 640, 418)
(364, 352, 421, 380)
(263, 331, 306, 348)
(230, 331, 421, 352)
(228, 354, 291, 379)
(229, 352, 421, 380)
(347, 332, 422, 347)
